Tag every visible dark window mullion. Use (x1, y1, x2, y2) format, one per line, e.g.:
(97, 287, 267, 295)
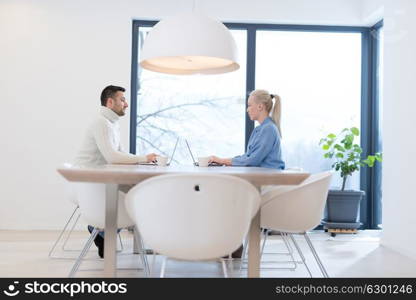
(245, 26, 256, 149)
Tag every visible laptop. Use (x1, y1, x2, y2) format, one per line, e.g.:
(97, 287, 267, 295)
(138, 137, 179, 166)
(185, 139, 223, 167)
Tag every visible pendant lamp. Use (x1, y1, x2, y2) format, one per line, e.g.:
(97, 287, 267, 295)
(140, 12, 240, 75)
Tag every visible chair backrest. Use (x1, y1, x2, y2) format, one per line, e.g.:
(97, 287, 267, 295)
(125, 174, 261, 261)
(75, 183, 134, 229)
(260, 172, 332, 233)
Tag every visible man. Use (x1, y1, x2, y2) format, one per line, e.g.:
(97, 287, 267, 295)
(74, 85, 157, 258)
(75, 85, 156, 166)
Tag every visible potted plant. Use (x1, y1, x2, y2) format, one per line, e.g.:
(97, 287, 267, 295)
(319, 127, 382, 236)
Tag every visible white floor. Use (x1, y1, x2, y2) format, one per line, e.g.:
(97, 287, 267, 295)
(1, 230, 416, 278)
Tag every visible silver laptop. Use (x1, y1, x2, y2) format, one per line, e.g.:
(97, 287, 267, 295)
(185, 139, 222, 167)
(139, 137, 179, 166)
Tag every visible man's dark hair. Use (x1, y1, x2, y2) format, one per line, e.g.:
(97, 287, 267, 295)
(100, 85, 126, 106)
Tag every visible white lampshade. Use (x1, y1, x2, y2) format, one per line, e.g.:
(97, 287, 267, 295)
(140, 13, 240, 75)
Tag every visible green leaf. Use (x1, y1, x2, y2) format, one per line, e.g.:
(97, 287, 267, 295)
(336, 153, 344, 158)
(334, 144, 345, 152)
(351, 127, 360, 136)
(327, 133, 336, 139)
(322, 144, 330, 150)
(345, 134, 354, 144)
(353, 145, 363, 153)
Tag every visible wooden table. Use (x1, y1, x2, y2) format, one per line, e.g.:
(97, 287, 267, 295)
(57, 164, 309, 277)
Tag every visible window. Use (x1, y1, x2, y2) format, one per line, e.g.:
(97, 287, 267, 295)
(256, 30, 362, 189)
(131, 21, 381, 228)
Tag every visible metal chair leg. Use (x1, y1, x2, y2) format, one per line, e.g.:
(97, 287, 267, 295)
(151, 251, 157, 277)
(48, 206, 79, 258)
(288, 233, 313, 277)
(160, 256, 167, 278)
(240, 230, 299, 271)
(260, 229, 269, 256)
(281, 232, 294, 254)
(118, 233, 124, 251)
(262, 230, 293, 255)
(221, 259, 229, 278)
(61, 213, 81, 251)
(133, 227, 150, 277)
(139, 234, 150, 276)
(303, 232, 329, 278)
(238, 237, 249, 273)
(69, 229, 98, 277)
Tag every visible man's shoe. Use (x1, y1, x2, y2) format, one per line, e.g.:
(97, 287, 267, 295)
(87, 226, 104, 258)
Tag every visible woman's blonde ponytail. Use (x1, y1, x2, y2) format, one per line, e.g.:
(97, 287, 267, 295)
(270, 94, 282, 138)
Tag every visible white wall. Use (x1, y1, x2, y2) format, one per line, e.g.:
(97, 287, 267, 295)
(0, 0, 364, 230)
(373, 0, 416, 260)
(361, 0, 384, 26)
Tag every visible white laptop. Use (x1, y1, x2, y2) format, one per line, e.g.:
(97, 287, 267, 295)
(138, 137, 179, 166)
(185, 139, 222, 167)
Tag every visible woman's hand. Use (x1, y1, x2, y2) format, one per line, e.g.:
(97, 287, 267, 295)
(146, 153, 158, 163)
(209, 156, 232, 166)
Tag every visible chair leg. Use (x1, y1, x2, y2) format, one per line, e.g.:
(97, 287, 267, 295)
(69, 228, 98, 277)
(133, 227, 150, 277)
(288, 234, 306, 262)
(160, 256, 167, 278)
(48, 206, 79, 258)
(61, 212, 81, 251)
(221, 259, 229, 278)
(240, 230, 299, 272)
(118, 233, 124, 251)
(262, 230, 294, 255)
(281, 232, 294, 254)
(260, 229, 269, 257)
(289, 233, 313, 277)
(238, 236, 249, 273)
(151, 251, 157, 277)
(278, 233, 297, 270)
(139, 235, 150, 276)
(303, 233, 329, 278)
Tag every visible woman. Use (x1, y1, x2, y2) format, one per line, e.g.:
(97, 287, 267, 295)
(210, 89, 285, 170)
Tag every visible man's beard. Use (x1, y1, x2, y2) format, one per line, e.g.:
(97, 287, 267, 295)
(113, 108, 125, 116)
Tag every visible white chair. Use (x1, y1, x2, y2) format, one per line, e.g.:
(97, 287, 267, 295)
(48, 183, 124, 258)
(260, 171, 332, 277)
(239, 167, 306, 271)
(125, 174, 260, 277)
(69, 183, 149, 277)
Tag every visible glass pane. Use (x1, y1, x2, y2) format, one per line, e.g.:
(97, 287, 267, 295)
(256, 30, 362, 189)
(136, 28, 247, 165)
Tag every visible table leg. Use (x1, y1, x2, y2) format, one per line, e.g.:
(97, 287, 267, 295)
(104, 183, 119, 277)
(248, 210, 261, 277)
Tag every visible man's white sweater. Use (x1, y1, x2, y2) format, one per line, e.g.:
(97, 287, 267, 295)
(74, 107, 147, 166)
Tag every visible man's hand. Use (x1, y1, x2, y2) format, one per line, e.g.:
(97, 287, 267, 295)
(146, 153, 157, 163)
